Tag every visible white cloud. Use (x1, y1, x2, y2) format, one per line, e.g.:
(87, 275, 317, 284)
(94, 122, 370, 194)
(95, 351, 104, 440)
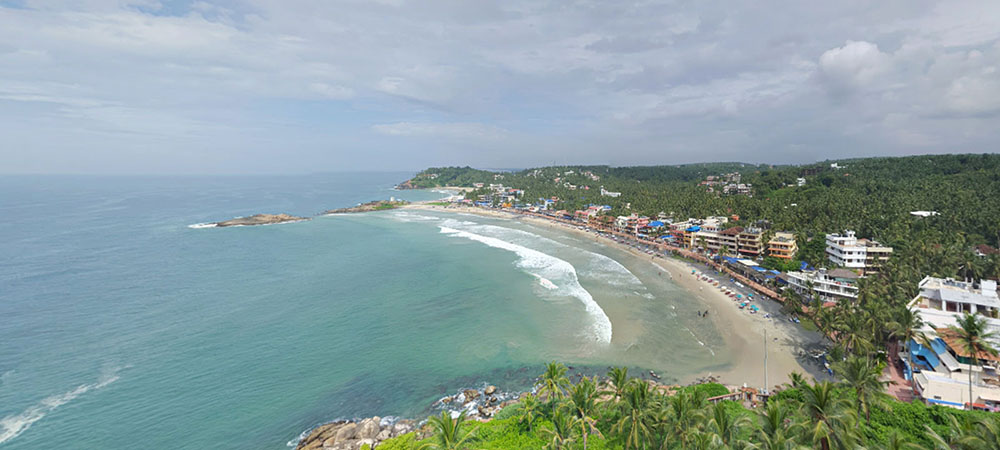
(1, 0, 1000, 173)
(372, 122, 507, 139)
(818, 40, 891, 94)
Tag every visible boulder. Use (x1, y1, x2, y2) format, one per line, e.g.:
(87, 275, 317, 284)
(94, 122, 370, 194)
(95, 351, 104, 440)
(358, 438, 376, 449)
(484, 385, 497, 395)
(440, 396, 453, 404)
(462, 389, 480, 403)
(392, 421, 414, 437)
(356, 418, 380, 440)
(376, 428, 392, 441)
(334, 423, 358, 442)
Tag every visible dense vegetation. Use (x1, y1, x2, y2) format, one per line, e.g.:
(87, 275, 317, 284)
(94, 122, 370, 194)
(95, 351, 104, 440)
(404, 167, 497, 188)
(379, 362, 1000, 449)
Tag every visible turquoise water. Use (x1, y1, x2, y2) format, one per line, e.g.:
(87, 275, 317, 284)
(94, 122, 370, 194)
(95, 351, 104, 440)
(0, 174, 728, 449)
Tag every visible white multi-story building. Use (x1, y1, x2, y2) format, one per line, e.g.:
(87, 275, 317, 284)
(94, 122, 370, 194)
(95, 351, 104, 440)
(784, 268, 860, 303)
(907, 276, 1000, 411)
(825, 230, 893, 274)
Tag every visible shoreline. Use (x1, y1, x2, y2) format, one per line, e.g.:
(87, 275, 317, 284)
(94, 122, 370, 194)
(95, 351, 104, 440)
(404, 203, 829, 389)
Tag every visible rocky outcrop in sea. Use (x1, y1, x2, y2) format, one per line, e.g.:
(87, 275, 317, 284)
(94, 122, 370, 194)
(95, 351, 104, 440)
(212, 213, 309, 227)
(322, 200, 409, 215)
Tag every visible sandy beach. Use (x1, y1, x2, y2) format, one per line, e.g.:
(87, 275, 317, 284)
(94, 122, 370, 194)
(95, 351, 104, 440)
(406, 203, 830, 389)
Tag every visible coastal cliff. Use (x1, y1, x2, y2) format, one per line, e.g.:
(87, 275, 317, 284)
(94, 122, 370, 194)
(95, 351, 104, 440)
(322, 200, 409, 214)
(213, 213, 309, 227)
(395, 179, 418, 190)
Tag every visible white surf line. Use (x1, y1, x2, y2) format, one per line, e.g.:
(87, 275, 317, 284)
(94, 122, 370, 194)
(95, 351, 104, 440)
(446, 219, 646, 289)
(0, 367, 124, 444)
(440, 226, 612, 344)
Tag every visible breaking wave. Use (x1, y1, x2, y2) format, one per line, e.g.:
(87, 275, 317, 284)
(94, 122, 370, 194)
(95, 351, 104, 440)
(439, 226, 612, 344)
(0, 367, 124, 444)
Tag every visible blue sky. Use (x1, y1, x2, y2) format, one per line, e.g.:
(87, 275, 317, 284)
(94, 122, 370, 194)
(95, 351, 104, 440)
(2, 1, 999, 174)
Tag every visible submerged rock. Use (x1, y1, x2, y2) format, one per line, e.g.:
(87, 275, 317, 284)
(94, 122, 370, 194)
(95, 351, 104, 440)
(462, 389, 480, 404)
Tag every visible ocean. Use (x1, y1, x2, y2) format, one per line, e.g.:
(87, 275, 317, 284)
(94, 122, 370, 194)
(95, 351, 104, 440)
(0, 173, 729, 449)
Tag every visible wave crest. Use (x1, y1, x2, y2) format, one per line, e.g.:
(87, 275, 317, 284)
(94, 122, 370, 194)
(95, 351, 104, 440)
(439, 226, 612, 344)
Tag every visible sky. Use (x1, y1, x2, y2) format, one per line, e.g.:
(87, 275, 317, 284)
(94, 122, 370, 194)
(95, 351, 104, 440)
(1, 0, 999, 174)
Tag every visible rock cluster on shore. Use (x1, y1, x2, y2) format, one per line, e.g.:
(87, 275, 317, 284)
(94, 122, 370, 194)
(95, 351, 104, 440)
(213, 213, 308, 227)
(434, 385, 513, 421)
(296, 417, 417, 450)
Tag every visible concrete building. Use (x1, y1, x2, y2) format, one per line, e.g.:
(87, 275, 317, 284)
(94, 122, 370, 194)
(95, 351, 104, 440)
(768, 232, 798, 260)
(600, 186, 621, 198)
(907, 276, 1000, 411)
(825, 230, 893, 274)
(737, 227, 764, 259)
(784, 268, 860, 303)
(680, 217, 730, 249)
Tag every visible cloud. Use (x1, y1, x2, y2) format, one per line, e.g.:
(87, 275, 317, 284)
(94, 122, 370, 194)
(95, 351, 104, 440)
(818, 40, 890, 95)
(1, 0, 1000, 173)
(372, 122, 508, 139)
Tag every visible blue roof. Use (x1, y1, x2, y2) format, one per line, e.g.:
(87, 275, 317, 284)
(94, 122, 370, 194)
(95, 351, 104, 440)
(799, 261, 814, 271)
(911, 340, 941, 371)
(753, 267, 768, 272)
(769, 270, 782, 275)
(648, 221, 665, 227)
(686, 226, 701, 232)
(722, 256, 740, 264)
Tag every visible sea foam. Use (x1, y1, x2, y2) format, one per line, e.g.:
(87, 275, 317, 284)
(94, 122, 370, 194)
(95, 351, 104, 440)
(0, 367, 123, 444)
(439, 226, 612, 344)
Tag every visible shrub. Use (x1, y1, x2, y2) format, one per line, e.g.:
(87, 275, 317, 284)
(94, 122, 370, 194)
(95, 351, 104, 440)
(679, 382, 730, 398)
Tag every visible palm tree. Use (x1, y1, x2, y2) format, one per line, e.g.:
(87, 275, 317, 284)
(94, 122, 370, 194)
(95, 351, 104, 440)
(799, 381, 856, 450)
(756, 400, 806, 450)
(538, 361, 572, 402)
(833, 356, 890, 424)
(785, 372, 808, 389)
(948, 312, 1000, 409)
(887, 306, 928, 393)
(879, 429, 923, 450)
(686, 430, 723, 450)
(569, 376, 603, 450)
(605, 366, 630, 402)
(835, 309, 875, 357)
(518, 393, 541, 432)
(923, 414, 980, 449)
(424, 411, 476, 450)
(958, 251, 983, 281)
(662, 389, 707, 449)
(612, 381, 654, 450)
(542, 408, 579, 450)
(706, 401, 752, 447)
